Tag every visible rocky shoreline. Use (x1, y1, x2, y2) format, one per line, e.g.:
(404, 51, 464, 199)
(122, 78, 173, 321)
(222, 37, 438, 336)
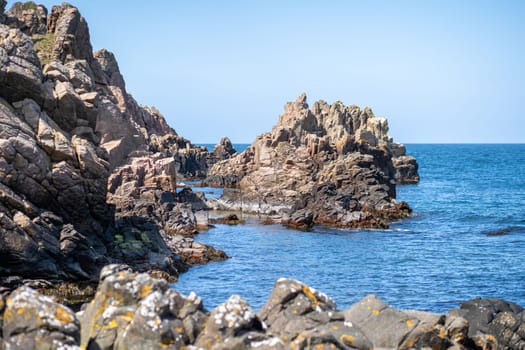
(7, 2, 522, 350)
(1, 264, 524, 349)
(0, 0, 225, 299)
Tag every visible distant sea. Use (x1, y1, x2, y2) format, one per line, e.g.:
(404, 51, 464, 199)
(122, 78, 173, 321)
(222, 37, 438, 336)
(177, 144, 525, 313)
(198, 143, 250, 153)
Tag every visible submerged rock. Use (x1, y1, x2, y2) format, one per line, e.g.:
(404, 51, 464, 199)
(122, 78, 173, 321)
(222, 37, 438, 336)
(206, 94, 417, 228)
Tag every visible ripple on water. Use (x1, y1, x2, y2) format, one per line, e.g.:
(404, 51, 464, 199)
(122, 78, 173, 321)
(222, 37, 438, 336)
(174, 144, 525, 313)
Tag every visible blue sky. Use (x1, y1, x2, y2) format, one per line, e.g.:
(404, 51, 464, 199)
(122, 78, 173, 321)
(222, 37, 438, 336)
(29, 1, 525, 143)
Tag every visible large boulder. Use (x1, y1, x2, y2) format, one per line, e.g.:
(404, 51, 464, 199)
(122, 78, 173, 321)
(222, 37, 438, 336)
(194, 295, 280, 350)
(206, 94, 416, 228)
(0, 92, 112, 280)
(259, 278, 373, 349)
(80, 264, 208, 350)
(2, 285, 80, 349)
(450, 298, 525, 349)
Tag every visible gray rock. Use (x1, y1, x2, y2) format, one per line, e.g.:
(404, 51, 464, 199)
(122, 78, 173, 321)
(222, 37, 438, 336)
(451, 297, 525, 349)
(259, 278, 372, 350)
(195, 295, 266, 349)
(80, 265, 207, 350)
(2, 286, 80, 349)
(5, 1, 48, 35)
(0, 24, 44, 105)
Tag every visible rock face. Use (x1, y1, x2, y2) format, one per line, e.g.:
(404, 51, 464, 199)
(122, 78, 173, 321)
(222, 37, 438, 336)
(1, 267, 523, 349)
(0, 2, 216, 289)
(206, 93, 419, 228)
(107, 154, 227, 266)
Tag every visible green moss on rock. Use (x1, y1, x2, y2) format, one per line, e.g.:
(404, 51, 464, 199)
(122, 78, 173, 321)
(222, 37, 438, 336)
(32, 32, 55, 65)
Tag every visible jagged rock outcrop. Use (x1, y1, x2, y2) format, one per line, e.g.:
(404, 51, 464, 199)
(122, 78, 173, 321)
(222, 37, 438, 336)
(107, 154, 227, 265)
(2, 267, 523, 349)
(209, 136, 237, 166)
(259, 278, 373, 349)
(206, 93, 418, 228)
(0, 2, 216, 289)
(5, 1, 47, 35)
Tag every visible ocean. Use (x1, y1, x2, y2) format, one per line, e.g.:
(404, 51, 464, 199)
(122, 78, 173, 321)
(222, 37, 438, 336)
(175, 144, 525, 313)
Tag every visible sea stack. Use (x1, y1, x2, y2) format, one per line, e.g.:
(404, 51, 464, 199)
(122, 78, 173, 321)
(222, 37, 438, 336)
(205, 93, 419, 228)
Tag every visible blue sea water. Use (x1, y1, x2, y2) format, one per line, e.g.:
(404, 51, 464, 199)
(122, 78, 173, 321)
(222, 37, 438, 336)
(175, 144, 525, 313)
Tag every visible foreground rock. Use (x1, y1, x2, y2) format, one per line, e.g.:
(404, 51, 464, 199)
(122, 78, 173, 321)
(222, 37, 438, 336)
(1, 266, 523, 349)
(206, 94, 418, 228)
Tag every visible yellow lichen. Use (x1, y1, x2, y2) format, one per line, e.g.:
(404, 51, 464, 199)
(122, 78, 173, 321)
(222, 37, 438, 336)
(372, 309, 380, 315)
(55, 306, 74, 323)
(405, 319, 414, 328)
(340, 334, 355, 345)
(106, 319, 118, 329)
(139, 285, 152, 299)
(302, 285, 319, 307)
(175, 327, 184, 333)
(120, 311, 135, 322)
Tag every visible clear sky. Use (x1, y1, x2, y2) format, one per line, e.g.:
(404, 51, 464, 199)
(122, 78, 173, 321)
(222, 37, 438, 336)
(25, 0, 525, 144)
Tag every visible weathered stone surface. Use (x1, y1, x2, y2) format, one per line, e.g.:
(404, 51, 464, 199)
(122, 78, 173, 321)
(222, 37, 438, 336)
(449, 297, 525, 350)
(0, 24, 44, 104)
(80, 265, 207, 350)
(206, 94, 416, 228)
(94, 49, 125, 91)
(107, 154, 227, 267)
(5, 1, 48, 35)
(343, 294, 504, 350)
(3, 286, 80, 349)
(195, 295, 271, 349)
(259, 278, 373, 349)
(47, 3, 94, 66)
(1, 268, 525, 350)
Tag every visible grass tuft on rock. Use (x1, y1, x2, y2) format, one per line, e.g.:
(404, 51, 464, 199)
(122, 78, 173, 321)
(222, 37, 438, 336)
(32, 32, 55, 65)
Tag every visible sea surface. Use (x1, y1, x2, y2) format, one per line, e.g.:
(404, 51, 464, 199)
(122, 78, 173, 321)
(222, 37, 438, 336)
(175, 144, 525, 313)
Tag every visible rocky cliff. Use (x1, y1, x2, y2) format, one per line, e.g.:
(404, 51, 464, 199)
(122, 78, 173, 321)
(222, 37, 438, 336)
(1, 265, 523, 349)
(0, 1, 220, 291)
(206, 93, 419, 229)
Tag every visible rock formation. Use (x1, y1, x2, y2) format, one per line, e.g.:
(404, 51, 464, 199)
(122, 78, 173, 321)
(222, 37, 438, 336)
(214, 136, 236, 158)
(206, 93, 419, 228)
(0, 1, 221, 294)
(1, 265, 524, 349)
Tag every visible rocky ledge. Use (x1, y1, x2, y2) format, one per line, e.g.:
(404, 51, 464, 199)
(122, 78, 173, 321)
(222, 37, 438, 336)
(0, 264, 523, 350)
(205, 94, 419, 229)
